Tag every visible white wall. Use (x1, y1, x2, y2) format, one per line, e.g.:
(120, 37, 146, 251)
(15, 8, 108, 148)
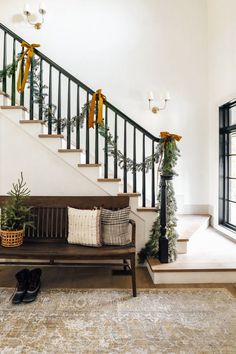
(207, 0, 236, 224)
(0, 0, 209, 211)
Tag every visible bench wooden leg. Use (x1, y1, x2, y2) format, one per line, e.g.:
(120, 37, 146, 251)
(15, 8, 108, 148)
(130, 254, 137, 297)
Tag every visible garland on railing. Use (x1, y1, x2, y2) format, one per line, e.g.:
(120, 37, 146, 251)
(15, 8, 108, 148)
(0, 52, 182, 263)
(138, 134, 181, 263)
(0, 58, 19, 82)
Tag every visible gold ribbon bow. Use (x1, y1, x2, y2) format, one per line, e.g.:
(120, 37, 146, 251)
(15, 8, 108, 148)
(17, 41, 40, 94)
(88, 89, 106, 128)
(160, 131, 182, 142)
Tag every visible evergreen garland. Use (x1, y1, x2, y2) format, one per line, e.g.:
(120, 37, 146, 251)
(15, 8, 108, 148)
(0, 58, 19, 82)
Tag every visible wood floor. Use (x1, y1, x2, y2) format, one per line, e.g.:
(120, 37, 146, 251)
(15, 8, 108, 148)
(0, 266, 236, 298)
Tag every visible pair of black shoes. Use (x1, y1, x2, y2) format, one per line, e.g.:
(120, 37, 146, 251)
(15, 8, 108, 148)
(11, 268, 42, 305)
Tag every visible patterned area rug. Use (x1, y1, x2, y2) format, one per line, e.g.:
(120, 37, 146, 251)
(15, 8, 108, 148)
(0, 288, 236, 354)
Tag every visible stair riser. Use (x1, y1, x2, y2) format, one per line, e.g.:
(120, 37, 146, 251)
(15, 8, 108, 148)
(58, 154, 82, 165)
(0, 108, 26, 121)
(20, 123, 44, 137)
(39, 138, 62, 151)
(0, 96, 9, 106)
(97, 181, 120, 195)
(176, 242, 187, 254)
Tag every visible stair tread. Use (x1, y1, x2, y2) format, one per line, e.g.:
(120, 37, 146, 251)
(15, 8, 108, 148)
(20, 120, 44, 124)
(118, 193, 141, 197)
(137, 207, 156, 211)
(39, 134, 64, 138)
(78, 164, 101, 167)
(58, 149, 83, 152)
(1, 105, 27, 111)
(97, 178, 121, 182)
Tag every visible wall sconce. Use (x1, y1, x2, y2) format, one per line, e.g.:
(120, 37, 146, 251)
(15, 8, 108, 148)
(23, 2, 46, 30)
(148, 91, 170, 113)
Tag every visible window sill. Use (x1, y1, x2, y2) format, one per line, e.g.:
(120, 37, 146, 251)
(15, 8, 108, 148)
(214, 225, 236, 243)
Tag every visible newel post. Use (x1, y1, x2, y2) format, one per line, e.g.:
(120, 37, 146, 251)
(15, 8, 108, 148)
(159, 174, 173, 263)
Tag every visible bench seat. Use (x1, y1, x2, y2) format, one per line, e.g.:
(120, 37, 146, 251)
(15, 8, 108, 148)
(0, 242, 135, 260)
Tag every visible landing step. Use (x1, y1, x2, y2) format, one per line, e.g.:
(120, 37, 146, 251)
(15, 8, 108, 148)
(147, 257, 236, 284)
(0, 105, 27, 111)
(147, 227, 236, 284)
(58, 149, 82, 153)
(97, 178, 121, 182)
(38, 134, 64, 138)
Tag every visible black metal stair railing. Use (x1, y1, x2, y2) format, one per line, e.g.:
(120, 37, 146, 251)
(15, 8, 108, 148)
(0, 23, 160, 208)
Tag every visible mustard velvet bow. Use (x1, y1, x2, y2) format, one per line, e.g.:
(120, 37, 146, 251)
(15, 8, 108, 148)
(17, 41, 40, 94)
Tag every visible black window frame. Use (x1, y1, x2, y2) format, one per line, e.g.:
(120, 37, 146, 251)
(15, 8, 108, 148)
(219, 100, 236, 232)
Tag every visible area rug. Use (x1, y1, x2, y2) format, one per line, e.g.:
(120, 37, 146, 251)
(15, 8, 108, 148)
(0, 288, 235, 354)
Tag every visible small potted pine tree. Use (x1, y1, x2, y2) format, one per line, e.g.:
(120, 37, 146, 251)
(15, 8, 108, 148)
(0, 173, 32, 247)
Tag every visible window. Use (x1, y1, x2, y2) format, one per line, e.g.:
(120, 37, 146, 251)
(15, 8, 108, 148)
(219, 101, 236, 231)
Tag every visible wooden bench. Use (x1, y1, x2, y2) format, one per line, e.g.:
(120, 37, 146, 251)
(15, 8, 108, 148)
(0, 196, 137, 297)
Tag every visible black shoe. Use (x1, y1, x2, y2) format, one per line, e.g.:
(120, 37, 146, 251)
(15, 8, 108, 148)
(22, 268, 42, 303)
(11, 269, 30, 305)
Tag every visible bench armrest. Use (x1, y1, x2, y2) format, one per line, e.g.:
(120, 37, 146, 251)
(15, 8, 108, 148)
(129, 219, 136, 245)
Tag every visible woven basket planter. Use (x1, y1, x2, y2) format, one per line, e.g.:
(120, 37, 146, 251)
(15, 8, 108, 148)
(0, 229, 24, 247)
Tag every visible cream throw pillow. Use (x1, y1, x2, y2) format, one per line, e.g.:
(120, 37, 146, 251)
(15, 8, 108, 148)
(67, 207, 101, 247)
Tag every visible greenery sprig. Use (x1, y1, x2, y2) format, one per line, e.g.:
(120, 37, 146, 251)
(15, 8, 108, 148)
(0, 173, 33, 231)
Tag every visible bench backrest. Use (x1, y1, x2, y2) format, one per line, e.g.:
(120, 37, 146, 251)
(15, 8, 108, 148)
(0, 196, 130, 243)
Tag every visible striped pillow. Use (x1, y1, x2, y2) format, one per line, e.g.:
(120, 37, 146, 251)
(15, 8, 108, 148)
(101, 207, 131, 245)
(67, 207, 101, 247)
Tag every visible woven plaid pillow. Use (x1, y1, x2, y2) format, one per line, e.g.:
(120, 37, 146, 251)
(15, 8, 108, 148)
(101, 207, 131, 245)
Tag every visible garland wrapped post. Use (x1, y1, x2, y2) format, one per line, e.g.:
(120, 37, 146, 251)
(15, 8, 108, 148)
(138, 132, 182, 264)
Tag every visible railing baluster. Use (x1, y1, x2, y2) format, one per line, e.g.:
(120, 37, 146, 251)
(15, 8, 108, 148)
(86, 92, 90, 163)
(104, 106, 108, 178)
(114, 113, 118, 179)
(151, 140, 155, 207)
(29, 56, 34, 119)
(2, 31, 7, 93)
(39, 58, 43, 120)
(142, 134, 146, 207)
(76, 85, 80, 149)
(48, 64, 52, 134)
(20, 47, 24, 107)
(95, 99, 99, 163)
(67, 78, 71, 149)
(11, 39, 16, 106)
(133, 127, 137, 192)
(57, 71, 61, 134)
(123, 120, 127, 193)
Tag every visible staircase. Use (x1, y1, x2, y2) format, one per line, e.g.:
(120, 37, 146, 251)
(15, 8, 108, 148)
(0, 23, 217, 282)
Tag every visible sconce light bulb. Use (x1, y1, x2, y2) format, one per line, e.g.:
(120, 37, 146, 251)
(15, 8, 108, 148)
(149, 91, 154, 101)
(165, 91, 170, 101)
(24, 3, 31, 16)
(39, 1, 46, 15)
